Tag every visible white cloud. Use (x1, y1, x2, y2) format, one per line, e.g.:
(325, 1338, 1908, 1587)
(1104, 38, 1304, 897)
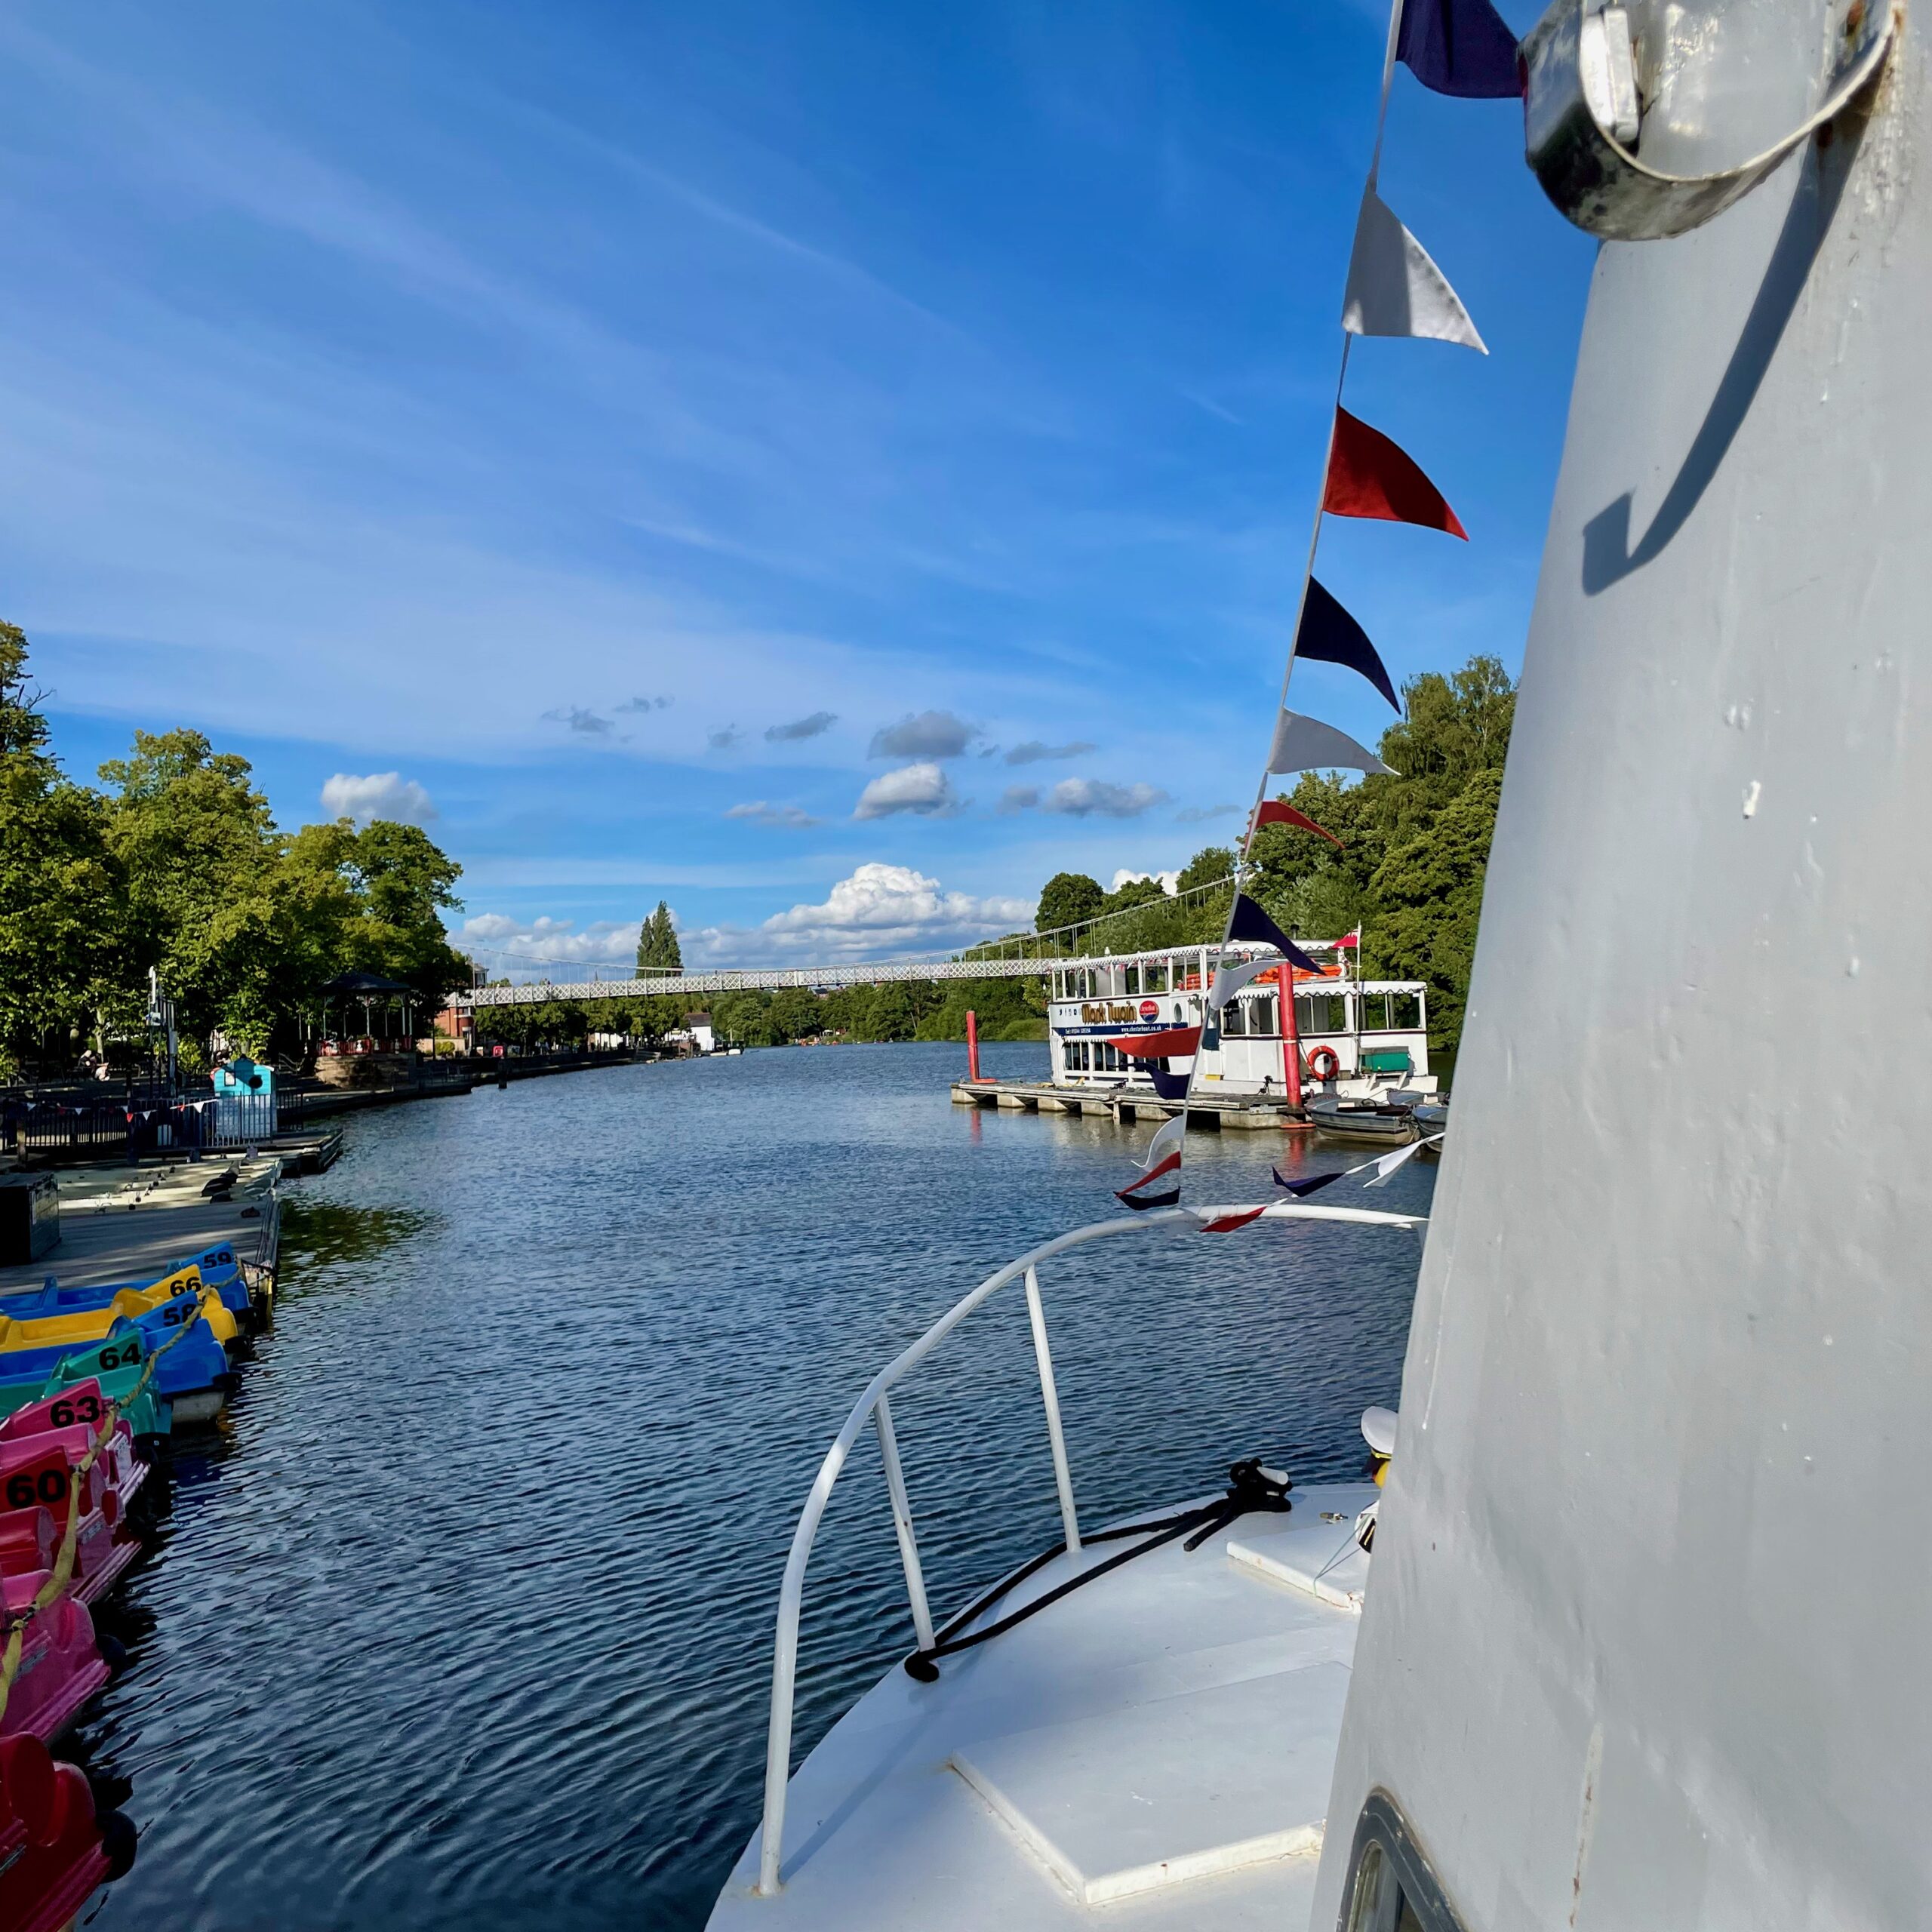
(869, 709, 975, 759)
(1111, 868, 1179, 894)
(1039, 777, 1168, 818)
(726, 800, 823, 828)
(853, 761, 961, 820)
(319, 771, 438, 826)
(690, 863, 1032, 963)
(1175, 802, 1239, 823)
(455, 912, 647, 978)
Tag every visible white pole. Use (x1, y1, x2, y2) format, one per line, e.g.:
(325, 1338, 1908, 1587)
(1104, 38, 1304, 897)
(874, 1394, 936, 1651)
(1023, 1266, 1081, 1554)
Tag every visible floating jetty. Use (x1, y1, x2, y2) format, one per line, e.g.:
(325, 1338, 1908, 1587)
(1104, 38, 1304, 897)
(950, 1077, 1305, 1131)
(0, 1157, 281, 1300)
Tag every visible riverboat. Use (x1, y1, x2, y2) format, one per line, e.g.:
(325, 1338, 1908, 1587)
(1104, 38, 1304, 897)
(1046, 938, 1433, 1100)
(711, 4, 1927, 1929)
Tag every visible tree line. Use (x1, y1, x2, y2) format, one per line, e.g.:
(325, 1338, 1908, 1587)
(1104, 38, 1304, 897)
(0, 621, 470, 1078)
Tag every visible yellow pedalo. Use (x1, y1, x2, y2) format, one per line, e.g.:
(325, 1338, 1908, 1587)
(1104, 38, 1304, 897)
(0, 1265, 238, 1355)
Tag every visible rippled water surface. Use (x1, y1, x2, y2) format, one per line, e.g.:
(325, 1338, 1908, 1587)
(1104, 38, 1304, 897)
(77, 1043, 1432, 1930)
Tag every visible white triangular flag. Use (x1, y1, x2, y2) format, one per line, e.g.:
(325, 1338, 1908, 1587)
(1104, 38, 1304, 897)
(1361, 1134, 1444, 1187)
(1142, 1112, 1186, 1172)
(1269, 709, 1395, 778)
(1207, 955, 1286, 1014)
(1342, 190, 1487, 352)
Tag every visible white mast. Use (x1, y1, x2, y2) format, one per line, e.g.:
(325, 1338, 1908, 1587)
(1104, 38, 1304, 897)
(1315, 2, 1924, 1925)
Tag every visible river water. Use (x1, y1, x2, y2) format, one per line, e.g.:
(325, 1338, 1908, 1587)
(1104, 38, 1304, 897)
(75, 1042, 1433, 1930)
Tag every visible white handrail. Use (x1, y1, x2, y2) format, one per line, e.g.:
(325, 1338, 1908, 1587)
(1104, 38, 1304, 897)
(753, 1198, 1426, 1895)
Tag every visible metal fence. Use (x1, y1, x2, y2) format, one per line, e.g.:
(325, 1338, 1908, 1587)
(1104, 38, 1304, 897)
(3, 1090, 290, 1161)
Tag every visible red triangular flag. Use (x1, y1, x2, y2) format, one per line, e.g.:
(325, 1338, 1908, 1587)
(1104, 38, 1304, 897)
(1254, 798, 1343, 849)
(1114, 1026, 1202, 1061)
(1322, 408, 1466, 539)
(1199, 1206, 1268, 1234)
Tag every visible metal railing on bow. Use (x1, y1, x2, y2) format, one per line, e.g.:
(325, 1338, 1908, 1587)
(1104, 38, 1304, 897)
(752, 1197, 1428, 1897)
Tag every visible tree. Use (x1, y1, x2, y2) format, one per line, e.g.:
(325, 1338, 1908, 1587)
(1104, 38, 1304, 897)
(0, 623, 122, 1072)
(1035, 872, 1104, 939)
(636, 900, 682, 974)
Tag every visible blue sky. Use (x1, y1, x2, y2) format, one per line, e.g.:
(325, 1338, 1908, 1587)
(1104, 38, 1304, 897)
(4, 0, 1591, 975)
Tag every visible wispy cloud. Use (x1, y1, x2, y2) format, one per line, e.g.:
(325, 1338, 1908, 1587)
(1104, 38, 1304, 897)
(320, 771, 438, 826)
(869, 709, 976, 759)
(998, 785, 1039, 814)
(1004, 738, 1097, 765)
(707, 724, 745, 751)
(764, 710, 837, 742)
(544, 705, 615, 737)
(725, 800, 823, 828)
(616, 694, 673, 713)
(854, 761, 962, 820)
(1175, 801, 1238, 823)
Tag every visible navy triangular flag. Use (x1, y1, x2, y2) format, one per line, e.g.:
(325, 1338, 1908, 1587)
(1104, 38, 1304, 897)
(1297, 579, 1400, 712)
(1148, 1064, 1189, 1100)
(1274, 1167, 1344, 1197)
(1397, 0, 1521, 99)
(1228, 894, 1321, 974)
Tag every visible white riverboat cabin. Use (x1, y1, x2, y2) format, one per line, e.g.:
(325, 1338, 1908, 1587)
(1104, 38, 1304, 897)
(1045, 939, 1433, 1097)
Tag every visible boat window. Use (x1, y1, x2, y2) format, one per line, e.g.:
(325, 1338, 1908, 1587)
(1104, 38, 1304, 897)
(1297, 994, 1348, 1035)
(1339, 1793, 1471, 1932)
(1147, 958, 1169, 993)
(1360, 994, 1389, 1030)
(1251, 993, 1278, 1037)
(1388, 992, 1421, 1030)
(1222, 1001, 1247, 1038)
(1124, 964, 1140, 995)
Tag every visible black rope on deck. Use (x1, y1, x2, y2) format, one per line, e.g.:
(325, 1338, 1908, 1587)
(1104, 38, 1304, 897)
(902, 1458, 1291, 1683)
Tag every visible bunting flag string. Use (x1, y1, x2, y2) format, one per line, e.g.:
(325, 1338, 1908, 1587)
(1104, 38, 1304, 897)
(1109, 0, 1507, 1210)
(1396, 0, 1521, 100)
(1269, 709, 1395, 779)
(1295, 578, 1401, 712)
(1343, 190, 1487, 352)
(1227, 894, 1322, 973)
(1254, 798, 1343, 848)
(1323, 408, 1467, 537)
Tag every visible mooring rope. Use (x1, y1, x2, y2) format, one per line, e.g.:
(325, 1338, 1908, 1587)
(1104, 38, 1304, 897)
(0, 1280, 226, 1727)
(902, 1458, 1292, 1682)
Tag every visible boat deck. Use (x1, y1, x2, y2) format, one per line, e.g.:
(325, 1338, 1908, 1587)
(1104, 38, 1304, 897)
(709, 1479, 1377, 1932)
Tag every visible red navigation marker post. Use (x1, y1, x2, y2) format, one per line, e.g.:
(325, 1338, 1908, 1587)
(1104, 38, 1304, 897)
(966, 1009, 981, 1082)
(1278, 964, 1303, 1109)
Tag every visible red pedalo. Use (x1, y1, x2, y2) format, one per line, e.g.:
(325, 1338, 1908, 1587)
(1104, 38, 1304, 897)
(0, 1732, 134, 1932)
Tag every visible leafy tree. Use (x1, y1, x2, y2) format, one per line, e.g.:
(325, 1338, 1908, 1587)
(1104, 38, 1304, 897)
(0, 624, 122, 1072)
(635, 900, 682, 974)
(1035, 872, 1104, 940)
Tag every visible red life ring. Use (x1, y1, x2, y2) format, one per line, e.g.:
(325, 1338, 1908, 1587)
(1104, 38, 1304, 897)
(1306, 1044, 1343, 1083)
